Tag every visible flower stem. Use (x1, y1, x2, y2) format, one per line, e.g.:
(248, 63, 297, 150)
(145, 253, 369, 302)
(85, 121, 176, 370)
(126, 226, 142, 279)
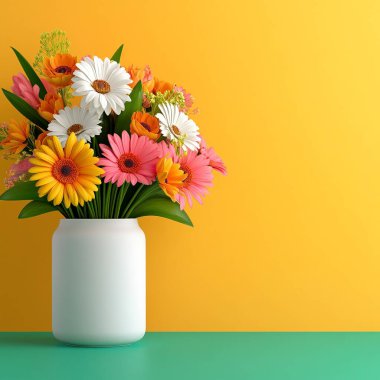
(33, 124, 47, 133)
(114, 183, 129, 218)
(95, 186, 101, 218)
(109, 183, 117, 217)
(59, 88, 66, 107)
(101, 182, 106, 218)
(86, 200, 96, 219)
(105, 182, 112, 218)
(121, 183, 144, 218)
(57, 205, 68, 218)
(65, 206, 75, 219)
(76, 206, 85, 219)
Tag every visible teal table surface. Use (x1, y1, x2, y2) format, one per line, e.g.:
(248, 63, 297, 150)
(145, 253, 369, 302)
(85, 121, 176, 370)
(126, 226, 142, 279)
(1, 332, 380, 379)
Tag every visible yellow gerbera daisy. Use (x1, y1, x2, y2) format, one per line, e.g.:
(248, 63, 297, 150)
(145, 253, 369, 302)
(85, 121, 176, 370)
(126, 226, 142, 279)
(156, 156, 187, 202)
(29, 133, 104, 208)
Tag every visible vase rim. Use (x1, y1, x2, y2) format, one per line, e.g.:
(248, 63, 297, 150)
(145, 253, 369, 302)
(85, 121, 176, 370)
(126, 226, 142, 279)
(59, 218, 138, 224)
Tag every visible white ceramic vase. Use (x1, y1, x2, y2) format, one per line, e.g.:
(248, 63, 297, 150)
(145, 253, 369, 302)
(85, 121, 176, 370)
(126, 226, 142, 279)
(52, 219, 146, 346)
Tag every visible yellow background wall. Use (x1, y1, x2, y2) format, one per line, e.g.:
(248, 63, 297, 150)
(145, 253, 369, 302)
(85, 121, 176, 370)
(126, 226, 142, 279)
(1, 0, 380, 331)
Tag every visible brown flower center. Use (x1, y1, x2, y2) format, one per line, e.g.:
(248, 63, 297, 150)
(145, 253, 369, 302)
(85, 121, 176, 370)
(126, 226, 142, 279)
(92, 80, 111, 94)
(118, 153, 140, 173)
(52, 158, 79, 184)
(141, 122, 151, 132)
(172, 125, 181, 135)
(67, 124, 83, 135)
(55, 66, 72, 74)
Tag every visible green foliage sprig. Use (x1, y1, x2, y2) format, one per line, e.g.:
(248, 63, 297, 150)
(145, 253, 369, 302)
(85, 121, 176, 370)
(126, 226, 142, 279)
(33, 30, 70, 74)
(147, 90, 185, 115)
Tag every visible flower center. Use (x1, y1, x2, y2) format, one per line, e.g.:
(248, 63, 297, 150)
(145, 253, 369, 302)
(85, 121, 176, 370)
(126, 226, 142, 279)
(172, 125, 181, 135)
(61, 166, 72, 176)
(141, 122, 151, 132)
(55, 66, 72, 74)
(67, 124, 83, 135)
(118, 153, 140, 173)
(125, 159, 134, 167)
(180, 164, 192, 184)
(92, 80, 111, 94)
(52, 158, 79, 184)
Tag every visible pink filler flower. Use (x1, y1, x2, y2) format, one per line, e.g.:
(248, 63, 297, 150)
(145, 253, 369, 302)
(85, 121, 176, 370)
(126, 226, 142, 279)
(98, 131, 159, 187)
(11, 73, 54, 109)
(5, 158, 33, 188)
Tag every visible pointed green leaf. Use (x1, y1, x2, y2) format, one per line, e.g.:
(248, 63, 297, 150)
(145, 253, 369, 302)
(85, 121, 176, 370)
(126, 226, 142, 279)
(115, 81, 143, 134)
(11, 47, 47, 99)
(111, 44, 124, 63)
(126, 182, 162, 210)
(18, 200, 57, 219)
(128, 197, 193, 226)
(2, 89, 48, 129)
(0, 180, 39, 201)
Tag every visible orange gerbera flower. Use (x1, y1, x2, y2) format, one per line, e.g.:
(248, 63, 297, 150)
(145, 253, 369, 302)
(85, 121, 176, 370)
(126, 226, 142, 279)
(35, 131, 49, 149)
(0, 120, 30, 154)
(127, 65, 155, 92)
(43, 54, 77, 87)
(38, 92, 64, 122)
(130, 111, 161, 141)
(153, 78, 173, 94)
(156, 156, 187, 202)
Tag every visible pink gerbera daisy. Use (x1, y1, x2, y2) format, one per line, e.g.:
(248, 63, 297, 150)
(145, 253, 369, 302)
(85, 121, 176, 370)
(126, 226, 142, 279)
(176, 151, 213, 210)
(157, 140, 177, 159)
(200, 138, 227, 175)
(98, 131, 159, 186)
(157, 140, 213, 209)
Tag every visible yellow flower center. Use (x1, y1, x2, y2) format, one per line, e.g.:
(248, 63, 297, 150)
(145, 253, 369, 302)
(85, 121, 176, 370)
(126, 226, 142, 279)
(67, 124, 83, 135)
(52, 158, 79, 184)
(92, 79, 111, 94)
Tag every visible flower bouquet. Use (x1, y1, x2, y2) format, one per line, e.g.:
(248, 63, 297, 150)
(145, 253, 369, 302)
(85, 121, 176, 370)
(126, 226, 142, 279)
(0, 31, 225, 222)
(0, 31, 225, 346)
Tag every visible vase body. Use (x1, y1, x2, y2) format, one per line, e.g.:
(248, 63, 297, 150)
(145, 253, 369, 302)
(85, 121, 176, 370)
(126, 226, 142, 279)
(52, 219, 146, 346)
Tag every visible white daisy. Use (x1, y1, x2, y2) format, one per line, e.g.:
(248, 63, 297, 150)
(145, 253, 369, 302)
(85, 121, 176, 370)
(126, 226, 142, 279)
(156, 103, 200, 152)
(48, 106, 102, 145)
(71, 56, 132, 115)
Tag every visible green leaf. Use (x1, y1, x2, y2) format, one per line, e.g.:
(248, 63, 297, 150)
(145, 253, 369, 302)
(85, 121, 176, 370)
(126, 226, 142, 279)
(115, 81, 143, 135)
(127, 182, 162, 209)
(2, 89, 49, 130)
(11, 47, 47, 99)
(128, 197, 193, 226)
(0, 180, 39, 201)
(111, 44, 124, 63)
(18, 200, 57, 219)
